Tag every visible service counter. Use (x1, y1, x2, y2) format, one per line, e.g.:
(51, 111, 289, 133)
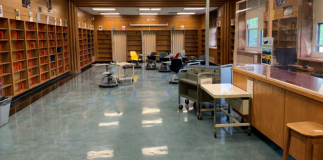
(232, 65, 323, 160)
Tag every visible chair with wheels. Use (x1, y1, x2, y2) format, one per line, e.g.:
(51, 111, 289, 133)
(130, 51, 141, 68)
(100, 62, 118, 88)
(146, 52, 157, 70)
(159, 52, 170, 72)
(172, 53, 181, 60)
(169, 59, 185, 84)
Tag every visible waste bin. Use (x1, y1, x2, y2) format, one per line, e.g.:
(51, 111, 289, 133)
(0, 83, 12, 127)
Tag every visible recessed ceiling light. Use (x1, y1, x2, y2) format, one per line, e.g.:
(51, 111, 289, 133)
(139, 13, 158, 15)
(151, 8, 161, 11)
(92, 8, 116, 11)
(177, 12, 195, 15)
(139, 8, 151, 11)
(183, 8, 205, 10)
(100, 13, 119, 15)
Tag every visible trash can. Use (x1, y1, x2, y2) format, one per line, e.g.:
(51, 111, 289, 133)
(0, 83, 12, 127)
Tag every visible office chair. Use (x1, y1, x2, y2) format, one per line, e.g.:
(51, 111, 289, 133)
(100, 62, 118, 88)
(169, 59, 185, 84)
(146, 52, 157, 70)
(130, 51, 141, 68)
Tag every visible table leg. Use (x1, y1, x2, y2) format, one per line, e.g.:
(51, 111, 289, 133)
(197, 88, 202, 120)
(214, 98, 217, 138)
(132, 66, 134, 76)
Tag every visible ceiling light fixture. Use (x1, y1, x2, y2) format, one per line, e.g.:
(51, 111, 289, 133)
(139, 13, 158, 15)
(183, 8, 205, 10)
(177, 12, 195, 15)
(151, 8, 161, 11)
(100, 13, 120, 15)
(139, 8, 151, 11)
(92, 8, 116, 11)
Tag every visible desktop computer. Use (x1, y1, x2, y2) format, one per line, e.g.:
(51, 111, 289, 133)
(274, 47, 298, 72)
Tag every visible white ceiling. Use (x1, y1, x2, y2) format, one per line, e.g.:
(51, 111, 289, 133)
(78, 7, 218, 15)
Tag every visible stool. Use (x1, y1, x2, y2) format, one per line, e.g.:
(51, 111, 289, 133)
(283, 122, 323, 160)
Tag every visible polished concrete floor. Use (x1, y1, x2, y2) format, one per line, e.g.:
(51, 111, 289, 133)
(0, 64, 289, 160)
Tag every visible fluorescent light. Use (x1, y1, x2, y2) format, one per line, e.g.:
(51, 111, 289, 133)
(177, 12, 195, 15)
(92, 8, 115, 11)
(100, 13, 119, 15)
(139, 8, 150, 11)
(183, 8, 205, 10)
(139, 13, 158, 15)
(151, 8, 161, 11)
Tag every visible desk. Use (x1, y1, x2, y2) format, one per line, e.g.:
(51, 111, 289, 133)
(200, 83, 251, 138)
(115, 62, 134, 82)
(138, 54, 149, 63)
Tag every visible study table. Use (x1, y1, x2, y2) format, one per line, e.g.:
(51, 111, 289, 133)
(232, 65, 323, 160)
(200, 83, 251, 138)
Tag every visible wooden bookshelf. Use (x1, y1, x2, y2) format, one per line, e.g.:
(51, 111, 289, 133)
(26, 21, 40, 88)
(216, 22, 221, 65)
(63, 26, 69, 73)
(0, 17, 69, 97)
(0, 18, 13, 96)
(184, 30, 199, 57)
(97, 30, 112, 61)
(156, 30, 171, 54)
(201, 29, 205, 56)
(89, 29, 94, 60)
(127, 30, 142, 61)
(229, 24, 235, 64)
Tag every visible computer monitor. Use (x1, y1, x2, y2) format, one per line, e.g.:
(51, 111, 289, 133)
(276, 48, 297, 66)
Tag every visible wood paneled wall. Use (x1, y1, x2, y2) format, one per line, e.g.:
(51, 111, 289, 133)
(0, 0, 68, 24)
(77, 8, 93, 26)
(93, 15, 202, 31)
(233, 71, 323, 160)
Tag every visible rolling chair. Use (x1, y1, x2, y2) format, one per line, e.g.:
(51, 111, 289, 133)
(130, 51, 141, 68)
(146, 52, 157, 70)
(100, 62, 118, 88)
(172, 53, 181, 60)
(159, 52, 170, 72)
(169, 59, 185, 84)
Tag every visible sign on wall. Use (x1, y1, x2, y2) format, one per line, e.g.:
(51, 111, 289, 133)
(261, 37, 274, 65)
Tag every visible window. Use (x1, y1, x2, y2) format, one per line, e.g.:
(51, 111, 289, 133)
(315, 23, 323, 52)
(246, 18, 263, 48)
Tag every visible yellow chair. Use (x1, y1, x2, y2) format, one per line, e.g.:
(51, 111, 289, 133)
(130, 51, 141, 68)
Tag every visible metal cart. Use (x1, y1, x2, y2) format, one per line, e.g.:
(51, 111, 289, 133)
(178, 65, 220, 119)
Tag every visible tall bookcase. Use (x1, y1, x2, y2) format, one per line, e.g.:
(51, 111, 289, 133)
(88, 30, 94, 60)
(0, 18, 13, 96)
(216, 23, 222, 65)
(230, 24, 235, 64)
(156, 30, 171, 54)
(127, 30, 142, 61)
(97, 30, 112, 61)
(201, 29, 205, 56)
(63, 26, 69, 73)
(184, 30, 199, 57)
(0, 17, 69, 97)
